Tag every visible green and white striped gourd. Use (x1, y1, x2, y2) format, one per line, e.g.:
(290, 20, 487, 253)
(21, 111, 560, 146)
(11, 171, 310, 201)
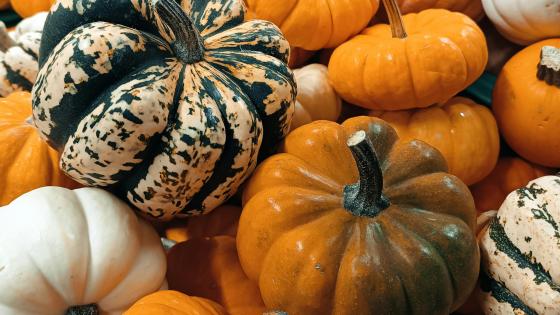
(478, 175, 560, 314)
(32, 0, 296, 220)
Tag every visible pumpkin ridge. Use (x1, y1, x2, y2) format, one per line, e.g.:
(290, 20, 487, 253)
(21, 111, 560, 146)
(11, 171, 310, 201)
(479, 272, 538, 315)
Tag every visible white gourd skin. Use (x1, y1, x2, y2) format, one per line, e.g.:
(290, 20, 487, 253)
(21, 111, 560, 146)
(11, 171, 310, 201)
(11, 11, 48, 41)
(478, 175, 560, 315)
(0, 187, 167, 315)
(482, 0, 560, 45)
(291, 64, 342, 130)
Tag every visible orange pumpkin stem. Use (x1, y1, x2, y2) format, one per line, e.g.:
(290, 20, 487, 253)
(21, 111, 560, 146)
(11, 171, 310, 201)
(65, 304, 99, 315)
(382, 0, 407, 39)
(344, 130, 390, 217)
(537, 46, 560, 88)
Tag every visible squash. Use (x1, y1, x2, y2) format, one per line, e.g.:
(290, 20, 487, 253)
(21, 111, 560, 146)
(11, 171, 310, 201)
(237, 117, 479, 314)
(481, 0, 560, 45)
(370, 96, 500, 185)
(291, 64, 342, 130)
(10, 0, 55, 18)
(165, 204, 241, 243)
(33, 0, 296, 220)
(0, 186, 167, 314)
(396, 0, 484, 20)
(470, 157, 552, 213)
(478, 175, 560, 314)
(493, 39, 560, 167)
(0, 92, 78, 206)
(11, 11, 48, 41)
(328, 0, 488, 111)
(168, 236, 266, 315)
(124, 291, 227, 315)
(245, 0, 379, 51)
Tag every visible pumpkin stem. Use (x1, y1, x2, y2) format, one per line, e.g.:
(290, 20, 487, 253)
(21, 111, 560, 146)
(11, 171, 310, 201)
(344, 130, 390, 217)
(154, 0, 205, 64)
(537, 46, 560, 88)
(65, 304, 99, 315)
(382, 0, 407, 39)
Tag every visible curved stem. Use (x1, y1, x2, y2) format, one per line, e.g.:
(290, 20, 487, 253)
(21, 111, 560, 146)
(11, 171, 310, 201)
(537, 46, 560, 88)
(382, 0, 407, 39)
(65, 304, 99, 315)
(343, 130, 390, 217)
(154, 0, 205, 64)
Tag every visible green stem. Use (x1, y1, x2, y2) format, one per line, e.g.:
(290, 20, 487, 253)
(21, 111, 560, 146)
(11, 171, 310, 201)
(382, 0, 407, 39)
(537, 46, 560, 88)
(65, 304, 99, 315)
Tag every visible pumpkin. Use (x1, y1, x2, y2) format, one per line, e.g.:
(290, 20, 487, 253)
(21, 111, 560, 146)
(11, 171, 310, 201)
(165, 204, 241, 243)
(124, 291, 227, 315)
(396, 0, 484, 20)
(237, 116, 479, 314)
(10, 0, 55, 18)
(0, 92, 78, 206)
(245, 0, 379, 51)
(291, 64, 342, 130)
(370, 96, 500, 185)
(481, 0, 560, 46)
(478, 175, 560, 314)
(328, 0, 488, 111)
(168, 236, 266, 315)
(0, 186, 167, 314)
(0, 20, 42, 97)
(33, 0, 296, 220)
(493, 39, 560, 167)
(470, 157, 552, 213)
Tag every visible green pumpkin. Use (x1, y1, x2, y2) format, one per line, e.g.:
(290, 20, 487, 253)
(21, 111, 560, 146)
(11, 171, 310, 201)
(32, 0, 296, 220)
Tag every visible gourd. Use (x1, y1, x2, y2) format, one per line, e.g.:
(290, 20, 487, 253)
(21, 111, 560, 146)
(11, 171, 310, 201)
(370, 97, 500, 185)
(328, 0, 488, 110)
(291, 64, 341, 130)
(0, 92, 78, 206)
(0, 186, 167, 314)
(481, 0, 560, 45)
(470, 157, 551, 213)
(167, 236, 266, 315)
(124, 291, 227, 315)
(396, 0, 484, 20)
(493, 39, 560, 167)
(10, 0, 55, 18)
(245, 0, 380, 50)
(33, 0, 296, 220)
(478, 175, 560, 314)
(237, 116, 480, 314)
(11, 11, 48, 41)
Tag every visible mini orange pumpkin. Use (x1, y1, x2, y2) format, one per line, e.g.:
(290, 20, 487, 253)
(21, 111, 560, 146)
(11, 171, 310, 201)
(493, 39, 560, 167)
(370, 97, 500, 185)
(124, 290, 227, 315)
(396, 0, 484, 20)
(165, 205, 241, 243)
(0, 92, 78, 206)
(10, 0, 55, 18)
(329, 0, 488, 111)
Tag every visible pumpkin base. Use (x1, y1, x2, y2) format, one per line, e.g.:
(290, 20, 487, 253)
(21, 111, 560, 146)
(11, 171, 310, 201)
(65, 304, 99, 315)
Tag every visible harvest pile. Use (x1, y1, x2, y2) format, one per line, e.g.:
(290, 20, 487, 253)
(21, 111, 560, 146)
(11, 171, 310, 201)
(0, 0, 559, 314)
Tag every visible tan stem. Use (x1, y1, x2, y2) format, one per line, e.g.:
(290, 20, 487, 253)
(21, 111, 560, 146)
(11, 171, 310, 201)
(382, 0, 407, 39)
(537, 46, 560, 88)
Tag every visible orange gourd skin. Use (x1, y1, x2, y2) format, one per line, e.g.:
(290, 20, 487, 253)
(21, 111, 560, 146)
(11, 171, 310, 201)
(329, 9, 488, 111)
(470, 157, 551, 213)
(0, 92, 78, 206)
(10, 0, 55, 18)
(493, 39, 560, 167)
(245, 0, 379, 50)
(397, 0, 483, 20)
(124, 290, 227, 315)
(371, 97, 500, 186)
(167, 236, 266, 315)
(165, 205, 241, 243)
(237, 117, 479, 315)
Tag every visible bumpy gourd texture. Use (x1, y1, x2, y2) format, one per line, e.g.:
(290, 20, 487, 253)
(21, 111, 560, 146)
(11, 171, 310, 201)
(124, 290, 227, 315)
(32, 0, 296, 220)
(0, 27, 41, 97)
(238, 117, 479, 315)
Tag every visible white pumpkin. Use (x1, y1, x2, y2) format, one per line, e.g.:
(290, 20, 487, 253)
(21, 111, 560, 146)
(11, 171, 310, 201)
(481, 0, 560, 45)
(478, 175, 560, 314)
(0, 187, 167, 315)
(291, 64, 342, 130)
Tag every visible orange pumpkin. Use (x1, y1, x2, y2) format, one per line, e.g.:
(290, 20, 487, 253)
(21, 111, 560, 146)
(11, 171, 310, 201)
(469, 157, 552, 213)
(124, 290, 227, 315)
(245, 0, 379, 50)
(167, 236, 266, 315)
(493, 39, 560, 167)
(0, 92, 78, 206)
(165, 205, 241, 243)
(396, 0, 484, 20)
(370, 97, 500, 185)
(329, 0, 487, 111)
(10, 0, 55, 18)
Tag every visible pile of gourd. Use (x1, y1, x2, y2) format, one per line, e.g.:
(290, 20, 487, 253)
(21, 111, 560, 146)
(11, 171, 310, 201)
(0, 0, 559, 314)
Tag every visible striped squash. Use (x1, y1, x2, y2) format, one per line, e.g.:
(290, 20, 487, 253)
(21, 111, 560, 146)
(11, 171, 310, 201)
(32, 0, 296, 220)
(478, 175, 560, 314)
